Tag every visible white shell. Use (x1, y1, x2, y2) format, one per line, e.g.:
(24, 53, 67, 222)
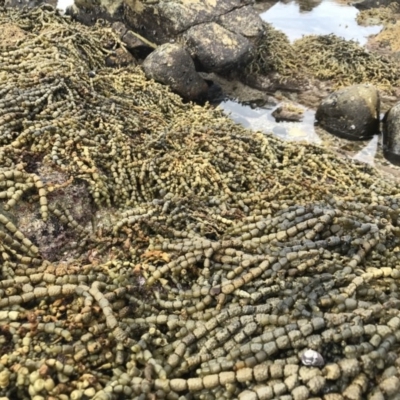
(301, 349, 325, 367)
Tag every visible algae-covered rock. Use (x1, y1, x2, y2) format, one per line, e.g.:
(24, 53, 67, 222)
(315, 84, 380, 140)
(383, 102, 400, 165)
(272, 102, 305, 123)
(184, 22, 252, 72)
(105, 47, 136, 67)
(142, 43, 208, 100)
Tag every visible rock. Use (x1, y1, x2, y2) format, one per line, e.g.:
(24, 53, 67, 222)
(70, 0, 259, 76)
(4, 0, 57, 8)
(73, 0, 123, 15)
(218, 5, 264, 42)
(298, 0, 322, 12)
(142, 43, 208, 101)
(124, 0, 243, 43)
(272, 102, 305, 122)
(200, 72, 278, 107)
(123, 0, 255, 74)
(315, 84, 380, 140)
(112, 22, 154, 51)
(382, 102, 400, 165)
(111, 21, 127, 38)
(122, 30, 149, 51)
(105, 47, 136, 67)
(184, 22, 252, 73)
(352, 0, 394, 10)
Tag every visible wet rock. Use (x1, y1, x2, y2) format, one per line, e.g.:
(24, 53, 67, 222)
(70, 0, 259, 75)
(73, 0, 123, 15)
(124, 0, 243, 44)
(142, 43, 208, 101)
(218, 5, 264, 42)
(111, 21, 128, 38)
(4, 0, 56, 8)
(298, 0, 322, 12)
(184, 22, 252, 73)
(200, 72, 278, 106)
(382, 102, 400, 165)
(315, 84, 380, 140)
(122, 30, 149, 51)
(272, 102, 305, 122)
(111, 22, 154, 51)
(105, 47, 136, 67)
(352, 0, 393, 10)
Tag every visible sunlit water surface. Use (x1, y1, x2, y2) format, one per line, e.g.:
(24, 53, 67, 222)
(261, 0, 382, 44)
(220, 0, 400, 178)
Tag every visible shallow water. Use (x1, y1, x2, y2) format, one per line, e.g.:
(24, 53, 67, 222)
(220, 100, 320, 144)
(220, 0, 400, 178)
(261, 0, 382, 44)
(220, 98, 400, 181)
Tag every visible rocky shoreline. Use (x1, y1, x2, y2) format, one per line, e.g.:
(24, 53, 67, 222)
(1, 2, 400, 400)
(60, 0, 400, 167)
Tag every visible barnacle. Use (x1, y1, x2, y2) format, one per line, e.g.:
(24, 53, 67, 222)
(0, 4, 400, 400)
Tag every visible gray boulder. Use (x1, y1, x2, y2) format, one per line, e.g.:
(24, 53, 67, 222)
(142, 43, 208, 101)
(184, 22, 252, 73)
(383, 102, 400, 165)
(124, 0, 244, 43)
(68, 0, 260, 77)
(218, 5, 264, 42)
(315, 84, 380, 140)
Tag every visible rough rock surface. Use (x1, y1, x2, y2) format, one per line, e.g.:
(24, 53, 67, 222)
(184, 22, 252, 73)
(124, 0, 258, 75)
(218, 5, 264, 41)
(66, 0, 260, 86)
(272, 102, 305, 123)
(105, 47, 136, 67)
(142, 43, 208, 100)
(111, 21, 153, 51)
(124, 0, 244, 43)
(352, 0, 395, 10)
(315, 84, 380, 140)
(383, 102, 400, 165)
(121, 0, 258, 75)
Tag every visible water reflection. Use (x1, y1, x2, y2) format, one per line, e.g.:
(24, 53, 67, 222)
(261, 0, 382, 44)
(220, 100, 321, 144)
(219, 99, 386, 169)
